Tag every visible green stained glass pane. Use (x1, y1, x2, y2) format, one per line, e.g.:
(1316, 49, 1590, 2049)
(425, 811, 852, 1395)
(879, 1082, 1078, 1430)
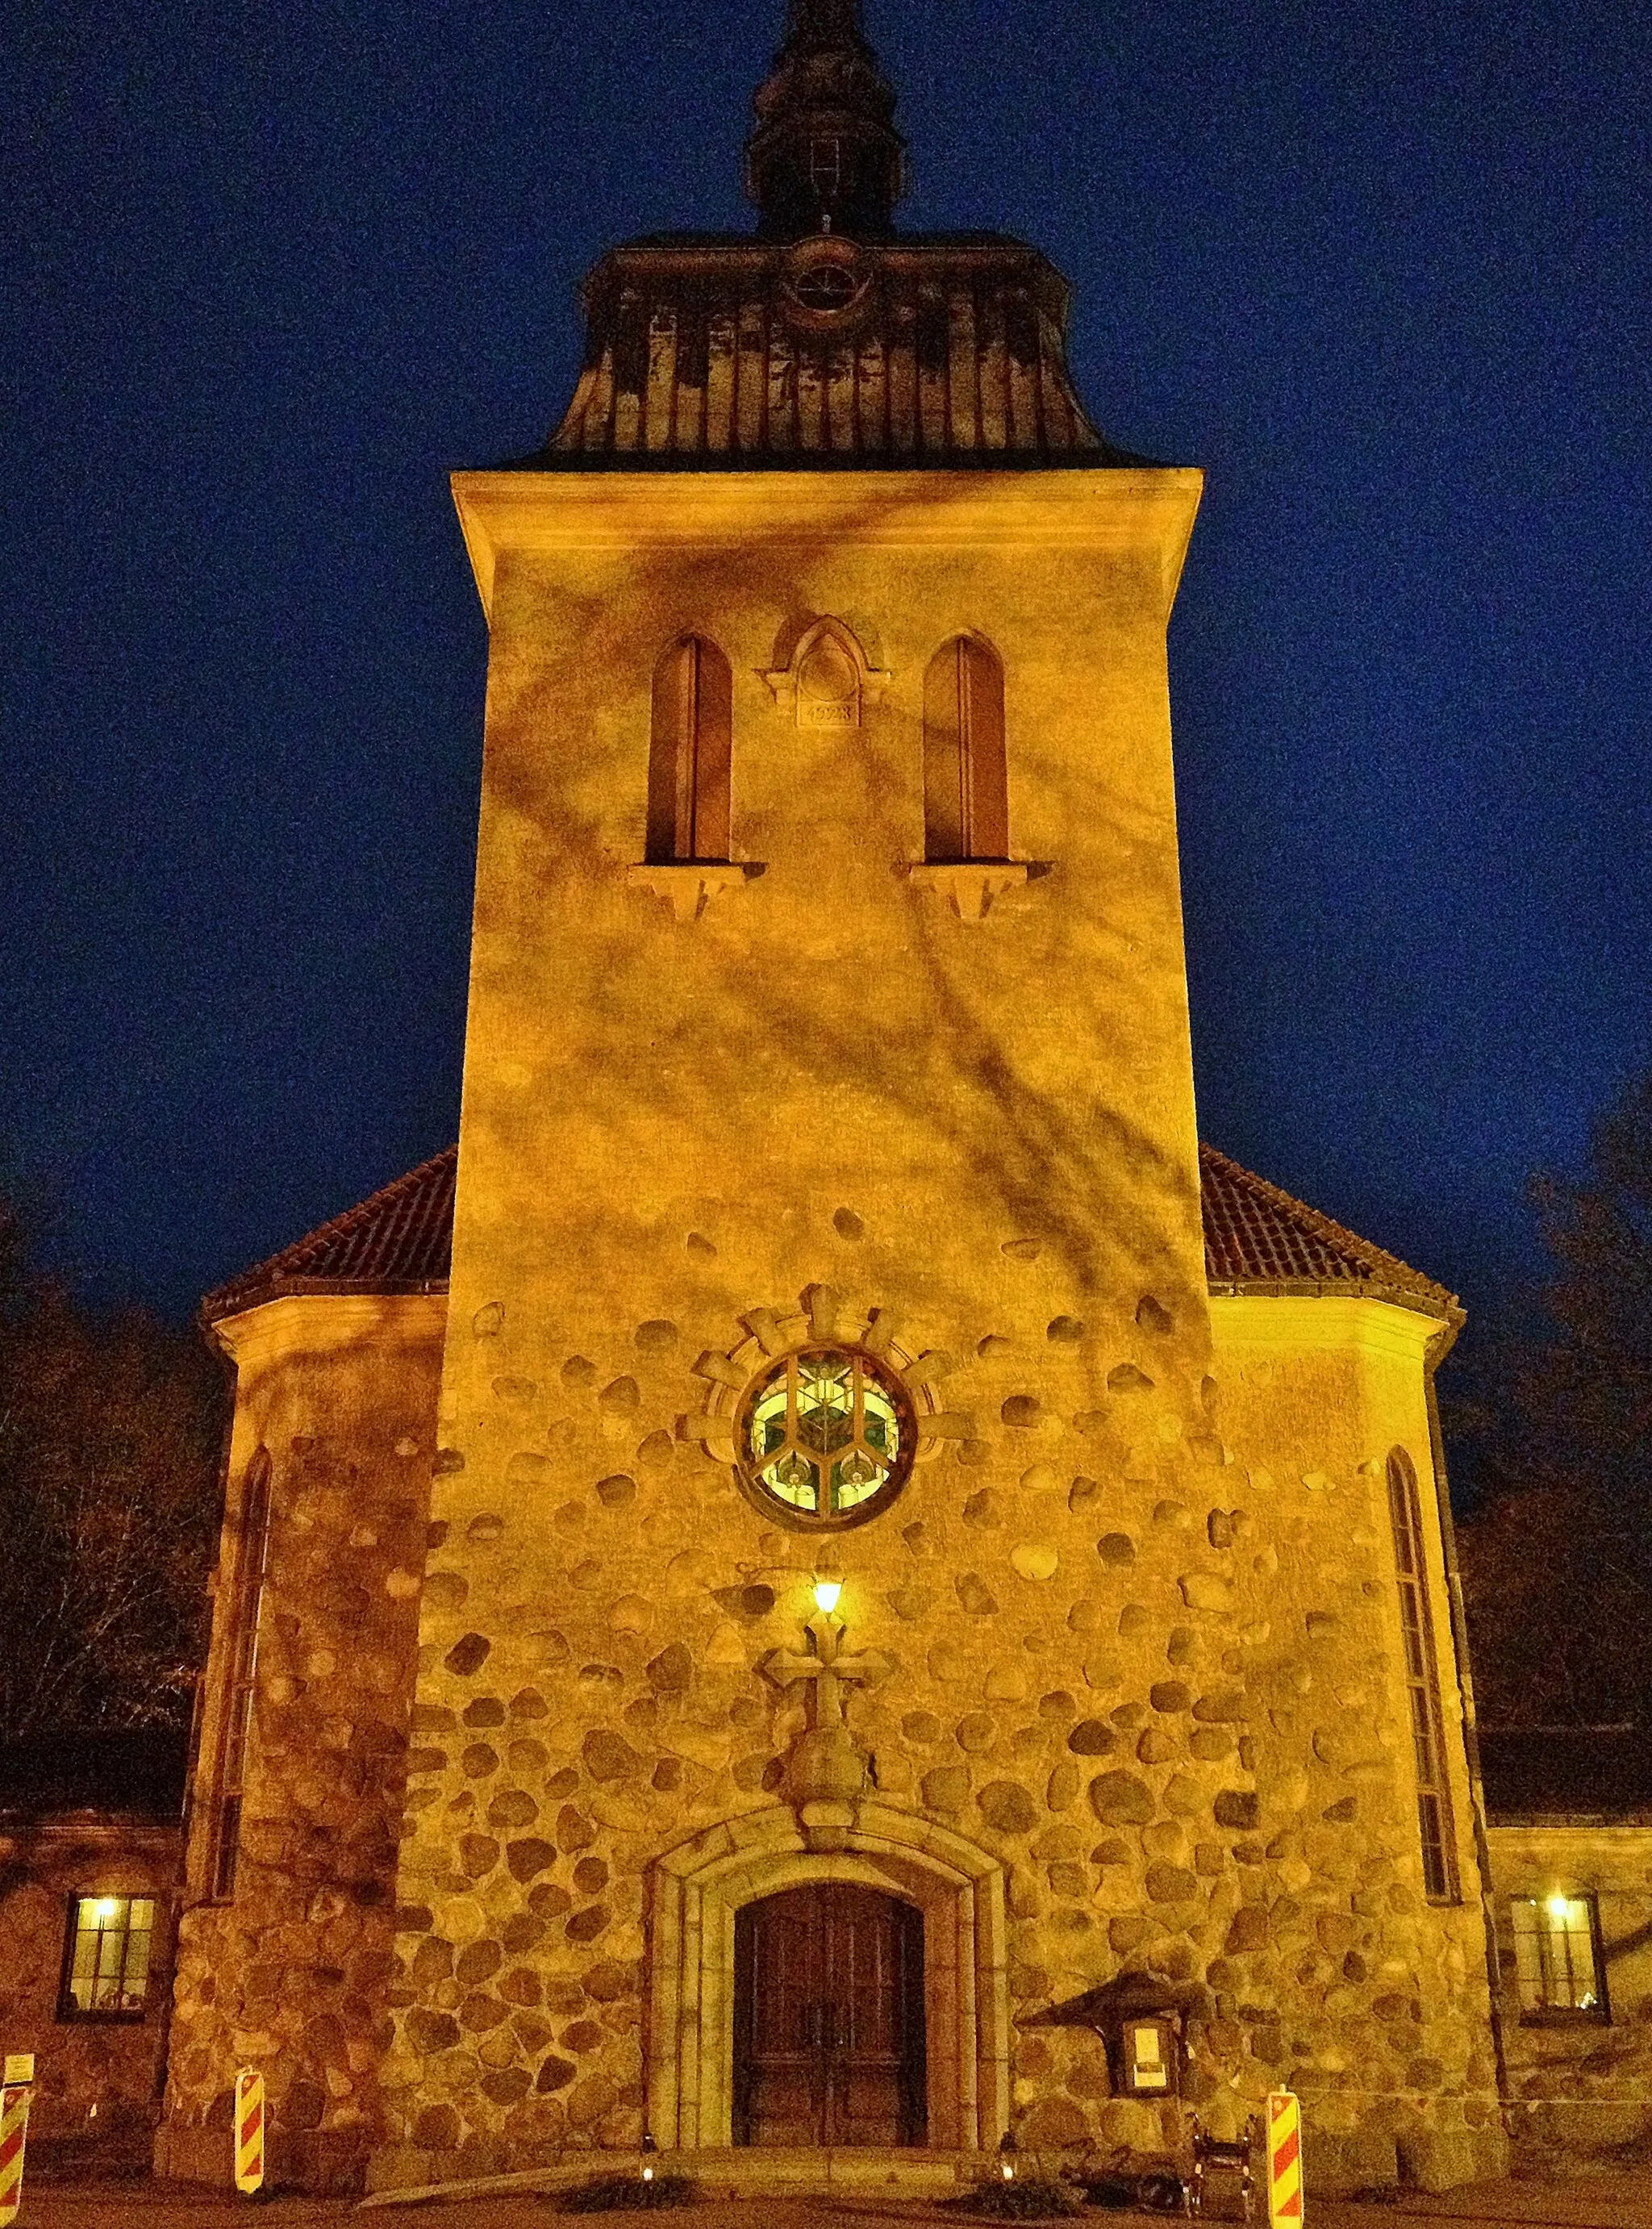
(740, 1346, 912, 1526)
(796, 1356, 853, 1454)
(764, 1448, 820, 1509)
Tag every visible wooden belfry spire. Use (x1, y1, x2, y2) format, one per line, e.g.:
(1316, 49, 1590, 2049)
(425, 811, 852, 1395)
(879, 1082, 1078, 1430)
(745, 0, 907, 239)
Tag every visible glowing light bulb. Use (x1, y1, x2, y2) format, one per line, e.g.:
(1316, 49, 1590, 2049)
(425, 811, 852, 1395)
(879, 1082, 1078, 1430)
(92, 1898, 119, 1925)
(812, 1577, 843, 1614)
(1547, 1893, 1571, 1921)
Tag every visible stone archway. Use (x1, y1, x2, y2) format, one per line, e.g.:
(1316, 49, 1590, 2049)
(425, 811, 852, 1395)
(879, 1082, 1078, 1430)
(646, 1800, 1008, 2153)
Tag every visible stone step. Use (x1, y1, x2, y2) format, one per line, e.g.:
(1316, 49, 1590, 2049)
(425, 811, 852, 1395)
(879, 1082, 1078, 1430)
(687, 2147, 974, 2197)
(361, 2144, 982, 2209)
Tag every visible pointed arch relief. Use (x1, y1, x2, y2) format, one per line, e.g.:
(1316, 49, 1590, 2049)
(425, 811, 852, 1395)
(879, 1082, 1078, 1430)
(763, 616, 891, 730)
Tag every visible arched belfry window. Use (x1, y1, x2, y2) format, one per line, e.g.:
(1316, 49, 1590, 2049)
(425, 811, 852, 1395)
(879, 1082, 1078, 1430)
(647, 636, 732, 864)
(924, 637, 1007, 862)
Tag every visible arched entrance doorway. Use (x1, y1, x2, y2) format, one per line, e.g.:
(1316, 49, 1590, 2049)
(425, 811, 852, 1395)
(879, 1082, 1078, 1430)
(647, 1798, 1009, 2154)
(733, 1884, 925, 2147)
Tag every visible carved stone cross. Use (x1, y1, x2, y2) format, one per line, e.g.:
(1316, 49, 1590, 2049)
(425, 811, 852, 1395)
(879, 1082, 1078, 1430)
(761, 1609, 892, 1732)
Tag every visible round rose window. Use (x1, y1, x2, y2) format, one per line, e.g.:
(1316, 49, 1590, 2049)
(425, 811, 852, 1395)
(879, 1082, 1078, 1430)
(738, 1346, 916, 1527)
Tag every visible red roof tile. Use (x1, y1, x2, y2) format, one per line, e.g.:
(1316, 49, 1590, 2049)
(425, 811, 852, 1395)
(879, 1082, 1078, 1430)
(203, 1147, 457, 1321)
(206, 1141, 1457, 1323)
(1199, 1142, 1458, 1317)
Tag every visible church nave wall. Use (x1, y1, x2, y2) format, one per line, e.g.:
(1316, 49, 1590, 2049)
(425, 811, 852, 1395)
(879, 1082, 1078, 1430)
(157, 1293, 441, 2192)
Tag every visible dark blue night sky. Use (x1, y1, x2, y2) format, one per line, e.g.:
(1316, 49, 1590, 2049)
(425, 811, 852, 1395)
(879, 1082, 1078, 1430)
(3, 0, 1648, 1354)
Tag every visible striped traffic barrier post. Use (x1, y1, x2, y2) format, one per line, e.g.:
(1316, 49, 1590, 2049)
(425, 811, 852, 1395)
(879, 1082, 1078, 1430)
(1266, 2089, 1303, 2228)
(0, 2081, 32, 2228)
(234, 2067, 265, 2197)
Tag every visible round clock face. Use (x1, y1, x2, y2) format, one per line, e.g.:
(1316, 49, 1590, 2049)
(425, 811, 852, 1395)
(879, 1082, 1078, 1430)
(780, 242, 870, 331)
(790, 261, 860, 313)
(736, 1345, 915, 1527)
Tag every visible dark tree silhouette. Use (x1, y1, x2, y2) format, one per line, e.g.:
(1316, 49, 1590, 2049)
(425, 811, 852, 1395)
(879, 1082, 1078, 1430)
(0, 1185, 223, 1742)
(1456, 1075, 1652, 1725)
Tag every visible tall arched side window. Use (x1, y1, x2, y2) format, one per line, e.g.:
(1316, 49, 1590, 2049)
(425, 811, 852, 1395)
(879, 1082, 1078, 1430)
(1387, 1447, 1459, 1904)
(206, 1448, 272, 1904)
(647, 635, 732, 864)
(924, 636, 1008, 863)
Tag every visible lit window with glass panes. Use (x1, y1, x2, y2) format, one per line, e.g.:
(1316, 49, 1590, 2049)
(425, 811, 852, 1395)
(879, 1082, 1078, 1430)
(1512, 1894, 1607, 2021)
(60, 1894, 156, 2019)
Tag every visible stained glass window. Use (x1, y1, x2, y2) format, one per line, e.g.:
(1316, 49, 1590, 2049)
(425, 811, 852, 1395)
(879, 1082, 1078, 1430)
(740, 1347, 914, 1526)
(791, 262, 858, 312)
(60, 1895, 156, 2020)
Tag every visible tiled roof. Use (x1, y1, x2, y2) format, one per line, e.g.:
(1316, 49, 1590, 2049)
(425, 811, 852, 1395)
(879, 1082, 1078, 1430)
(206, 1141, 1457, 1323)
(1199, 1142, 1459, 1317)
(539, 236, 1133, 469)
(202, 1147, 457, 1321)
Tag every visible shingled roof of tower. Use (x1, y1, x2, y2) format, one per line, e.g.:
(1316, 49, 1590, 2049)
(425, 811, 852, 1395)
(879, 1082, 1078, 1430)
(204, 1142, 1458, 1324)
(519, 0, 1149, 471)
(537, 236, 1137, 469)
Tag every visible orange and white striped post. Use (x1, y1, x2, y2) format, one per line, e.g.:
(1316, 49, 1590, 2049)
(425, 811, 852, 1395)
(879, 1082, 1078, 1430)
(0, 2081, 32, 2228)
(1266, 2090, 1303, 2229)
(233, 2067, 265, 2197)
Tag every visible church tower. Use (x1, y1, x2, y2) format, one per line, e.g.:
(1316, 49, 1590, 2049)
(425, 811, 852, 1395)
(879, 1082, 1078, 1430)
(162, 2, 1504, 2198)
(426, 0, 1206, 2154)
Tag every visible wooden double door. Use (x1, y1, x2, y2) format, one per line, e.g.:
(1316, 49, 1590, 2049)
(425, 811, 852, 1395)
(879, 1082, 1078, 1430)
(733, 1884, 926, 2147)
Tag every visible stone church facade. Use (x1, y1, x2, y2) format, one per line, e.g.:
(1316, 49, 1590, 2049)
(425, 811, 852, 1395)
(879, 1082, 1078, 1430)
(156, 0, 1508, 2198)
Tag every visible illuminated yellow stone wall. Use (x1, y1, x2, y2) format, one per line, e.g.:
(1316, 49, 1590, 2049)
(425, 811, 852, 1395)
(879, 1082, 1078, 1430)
(1207, 1296, 1502, 2189)
(159, 1294, 442, 2194)
(360, 467, 1504, 2193)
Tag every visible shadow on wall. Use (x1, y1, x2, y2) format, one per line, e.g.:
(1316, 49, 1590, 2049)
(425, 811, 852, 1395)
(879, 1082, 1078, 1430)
(474, 486, 1201, 1359)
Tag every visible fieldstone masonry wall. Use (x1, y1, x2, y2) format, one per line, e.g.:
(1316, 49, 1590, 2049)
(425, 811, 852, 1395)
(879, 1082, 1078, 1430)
(1208, 1298, 1502, 2189)
(365, 1277, 1502, 2192)
(157, 1295, 442, 2194)
(376, 1272, 1256, 2185)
